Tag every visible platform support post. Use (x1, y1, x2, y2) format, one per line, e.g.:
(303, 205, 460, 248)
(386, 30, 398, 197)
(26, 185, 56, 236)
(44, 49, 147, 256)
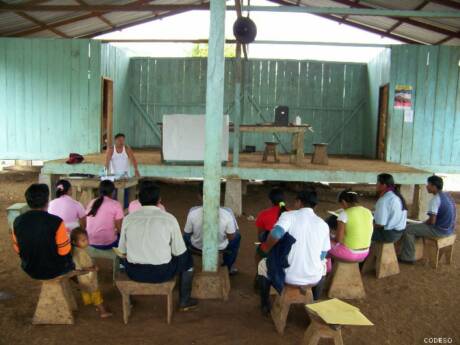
(202, 0, 226, 272)
(413, 184, 430, 221)
(39, 172, 59, 201)
(232, 44, 242, 167)
(225, 178, 242, 217)
(400, 184, 414, 209)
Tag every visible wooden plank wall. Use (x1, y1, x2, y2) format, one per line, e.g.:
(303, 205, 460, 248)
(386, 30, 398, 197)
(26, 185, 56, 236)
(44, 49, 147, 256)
(128, 57, 368, 155)
(0, 38, 102, 160)
(366, 48, 391, 158)
(387, 45, 460, 172)
(100, 44, 131, 140)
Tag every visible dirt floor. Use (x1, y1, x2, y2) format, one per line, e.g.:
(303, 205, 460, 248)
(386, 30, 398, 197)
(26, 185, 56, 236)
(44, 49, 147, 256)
(0, 172, 459, 345)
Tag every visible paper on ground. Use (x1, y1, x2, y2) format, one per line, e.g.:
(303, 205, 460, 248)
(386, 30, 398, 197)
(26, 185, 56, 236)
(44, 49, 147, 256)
(407, 218, 423, 224)
(306, 298, 373, 326)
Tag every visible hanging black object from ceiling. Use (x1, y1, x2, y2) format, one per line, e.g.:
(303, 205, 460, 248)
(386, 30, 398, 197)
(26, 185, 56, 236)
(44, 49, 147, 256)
(233, 17, 257, 44)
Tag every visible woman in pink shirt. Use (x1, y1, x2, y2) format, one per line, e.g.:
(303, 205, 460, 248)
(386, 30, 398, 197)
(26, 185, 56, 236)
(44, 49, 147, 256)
(48, 179, 86, 232)
(86, 180, 124, 249)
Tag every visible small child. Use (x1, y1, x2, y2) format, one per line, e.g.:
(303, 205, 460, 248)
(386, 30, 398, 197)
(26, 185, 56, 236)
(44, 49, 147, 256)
(70, 228, 112, 318)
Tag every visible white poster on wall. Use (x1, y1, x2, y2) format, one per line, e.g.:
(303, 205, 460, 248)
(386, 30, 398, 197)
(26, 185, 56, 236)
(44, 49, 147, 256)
(162, 114, 229, 162)
(404, 109, 414, 123)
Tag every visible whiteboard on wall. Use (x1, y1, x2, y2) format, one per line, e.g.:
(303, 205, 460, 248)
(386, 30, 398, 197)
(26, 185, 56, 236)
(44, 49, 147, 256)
(162, 114, 229, 162)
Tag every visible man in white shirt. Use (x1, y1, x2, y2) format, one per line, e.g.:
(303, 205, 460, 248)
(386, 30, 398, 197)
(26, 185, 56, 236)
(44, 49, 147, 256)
(117, 183, 197, 311)
(183, 183, 241, 275)
(256, 190, 330, 314)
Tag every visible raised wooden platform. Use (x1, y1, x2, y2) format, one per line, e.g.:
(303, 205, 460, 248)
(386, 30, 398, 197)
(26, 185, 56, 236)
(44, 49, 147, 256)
(41, 149, 430, 184)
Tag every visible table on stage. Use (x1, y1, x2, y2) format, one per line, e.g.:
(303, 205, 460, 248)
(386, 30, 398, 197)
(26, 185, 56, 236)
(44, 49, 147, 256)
(64, 176, 139, 207)
(235, 124, 312, 165)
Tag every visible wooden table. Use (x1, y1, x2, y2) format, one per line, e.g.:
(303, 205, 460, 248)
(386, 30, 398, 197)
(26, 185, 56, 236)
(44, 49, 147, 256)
(236, 124, 311, 165)
(64, 177, 139, 207)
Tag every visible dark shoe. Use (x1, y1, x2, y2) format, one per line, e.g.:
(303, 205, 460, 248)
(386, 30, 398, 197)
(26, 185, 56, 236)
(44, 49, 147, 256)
(229, 267, 239, 276)
(179, 270, 198, 311)
(398, 257, 415, 264)
(179, 298, 198, 312)
(257, 275, 271, 314)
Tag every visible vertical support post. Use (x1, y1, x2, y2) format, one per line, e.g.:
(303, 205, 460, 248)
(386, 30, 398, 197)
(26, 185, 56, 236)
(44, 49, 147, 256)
(202, 0, 226, 272)
(39, 173, 59, 201)
(412, 184, 429, 221)
(224, 178, 242, 217)
(232, 44, 242, 167)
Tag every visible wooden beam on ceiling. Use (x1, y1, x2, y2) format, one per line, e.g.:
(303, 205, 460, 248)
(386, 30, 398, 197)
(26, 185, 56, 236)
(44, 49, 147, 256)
(386, 1, 430, 34)
(5, 0, 155, 37)
(75, 0, 115, 29)
(266, 0, 424, 44)
(0, 4, 209, 12)
(328, 0, 460, 39)
(430, 0, 460, 10)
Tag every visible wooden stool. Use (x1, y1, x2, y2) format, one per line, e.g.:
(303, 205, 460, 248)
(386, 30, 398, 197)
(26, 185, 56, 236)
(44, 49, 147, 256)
(263, 142, 280, 163)
(328, 261, 365, 300)
(311, 143, 328, 165)
(271, 284, 313, 335)
(303, 310, 344, 345)
(424, 234, 456, 269)
(115, 272, 176, 324)
(86, 246, 120, 283)
(362, 242, 399, 279)
(33, 271, 80, 325)
(415, 238, 424, 261)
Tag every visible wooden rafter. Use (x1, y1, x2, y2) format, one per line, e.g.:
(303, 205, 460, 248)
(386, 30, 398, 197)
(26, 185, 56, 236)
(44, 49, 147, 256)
(430, 0, 460, 10)
(5, 0, 158, 37)
(329, 0, 460, 40)
(0, 4, 209, 12)
(386, 1, 430, 34)
(75, 0, 115, 29)
(266, 0, 423, 44)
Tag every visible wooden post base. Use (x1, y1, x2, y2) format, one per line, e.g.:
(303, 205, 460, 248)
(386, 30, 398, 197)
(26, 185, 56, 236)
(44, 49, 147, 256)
(32, 272, 79, 325)
(191, 267, 230, 301)
(271, 285, 313, 335)
(328, 261, 365, 300)
(115, 272, 175, 324)
(424, 235, 456, 269)
(362, 242, 399, 279)
(302, 316, 344, 345)
(263, 142, 280, 163)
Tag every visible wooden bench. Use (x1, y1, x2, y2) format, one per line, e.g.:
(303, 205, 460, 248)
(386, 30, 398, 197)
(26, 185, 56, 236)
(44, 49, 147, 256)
(311, 143, 329, 165)
(328, 261, 365, 300)
(86, 246, 120, 283)
(33, 270, 83, 325)
(362, 242, 400, 279)
(303, 309, 344, 345)
(271, 284, 314, 335)
(115, 272, 176, 324)
(263, 142, 280, 163)
(424, 234, 456, 269)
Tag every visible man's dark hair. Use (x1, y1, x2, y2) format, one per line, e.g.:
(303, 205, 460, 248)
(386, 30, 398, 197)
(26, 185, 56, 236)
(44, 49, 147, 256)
(114, 133, 125, 139)
(25, 183, 49, 209)
(139, 182, 160, 206)
(296, 190, 318, 208)
(427, 175, 443, 191)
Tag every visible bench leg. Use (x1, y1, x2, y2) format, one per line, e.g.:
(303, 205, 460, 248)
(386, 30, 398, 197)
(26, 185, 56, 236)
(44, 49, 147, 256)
(361, 244, 376, 275)
(376, 243, 400, 279)
(167, 291, 173, 324)
(302, 322, 321, 345)
(121, 293, 131, 325)
(271, 294, 290, 335)
(424, 241, 439, 269)
(62, 278, 78, 311)
(33, 281, 74, 325)
(445, 245, 454, 265)
(113, 256, 120, 285)
(333, 329, 344, 345)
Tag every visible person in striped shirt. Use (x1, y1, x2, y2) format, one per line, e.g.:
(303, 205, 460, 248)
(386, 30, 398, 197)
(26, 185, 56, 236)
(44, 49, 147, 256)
(12, 184, 74, 280)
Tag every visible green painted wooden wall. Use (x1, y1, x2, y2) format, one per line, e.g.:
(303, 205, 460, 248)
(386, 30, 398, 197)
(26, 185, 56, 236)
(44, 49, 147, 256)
(0, 38, 102, 160)
(386, 45, 460, 172)
(366, 48, 391, 158)
(100, 44, 131, 139)
(127, 57, 369, 155)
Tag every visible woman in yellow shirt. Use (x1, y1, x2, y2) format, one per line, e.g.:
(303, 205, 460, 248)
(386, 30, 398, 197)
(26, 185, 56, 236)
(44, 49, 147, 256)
(329, 190, 373, 262)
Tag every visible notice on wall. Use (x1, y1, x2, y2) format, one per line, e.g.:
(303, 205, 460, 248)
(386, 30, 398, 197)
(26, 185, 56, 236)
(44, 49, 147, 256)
(394, 85, 413, 109)
(404, 109, 414, 123)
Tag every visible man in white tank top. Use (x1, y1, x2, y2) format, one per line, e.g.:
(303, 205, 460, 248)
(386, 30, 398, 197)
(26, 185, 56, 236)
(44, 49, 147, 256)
(105, 133, 140, 177)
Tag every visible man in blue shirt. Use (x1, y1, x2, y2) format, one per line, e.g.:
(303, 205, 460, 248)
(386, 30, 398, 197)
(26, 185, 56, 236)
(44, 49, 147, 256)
(399, 175, 456, 263)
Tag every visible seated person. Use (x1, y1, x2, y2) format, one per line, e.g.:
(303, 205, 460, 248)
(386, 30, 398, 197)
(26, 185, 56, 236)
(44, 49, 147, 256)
(183, 183, 241, 275)
(255, 187, 288, 242)
(12, 184, 74, 280)
(86, 180, 124, 249)
(71, 228, 112, 318)
(117, 183, 197, 311)
(329, 190, 373, 263)
(256, 190, 330, 313)
(128, 179, 166, 214)
(399, 175, 456, 263)
(372, 173, 407, 243)
(48, 179, 86, 232)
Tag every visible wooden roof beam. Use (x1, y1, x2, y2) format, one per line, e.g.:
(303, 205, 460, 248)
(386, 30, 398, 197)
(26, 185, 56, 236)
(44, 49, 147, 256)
(75, 0, 115, 29)
(430, 0, 460, 10)
(386, 1, 430, 34)
(0, 4, 209, 12)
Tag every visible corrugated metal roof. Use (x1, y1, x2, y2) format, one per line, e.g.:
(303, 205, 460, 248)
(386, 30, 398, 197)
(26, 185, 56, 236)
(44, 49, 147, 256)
(0, 0, 459, 45)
